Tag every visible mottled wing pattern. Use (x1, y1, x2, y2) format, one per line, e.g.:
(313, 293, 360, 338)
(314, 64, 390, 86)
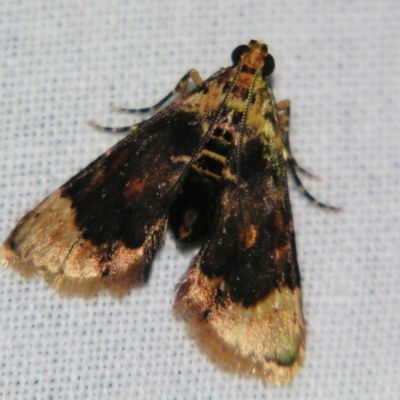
(1, 70, 232, 296)
(2, 40, 309, 384)
(175, 77, 305, 383)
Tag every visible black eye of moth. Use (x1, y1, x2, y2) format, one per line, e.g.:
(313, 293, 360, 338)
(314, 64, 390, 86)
(262, 54, 275, 78)
(231, 44, 249, 65)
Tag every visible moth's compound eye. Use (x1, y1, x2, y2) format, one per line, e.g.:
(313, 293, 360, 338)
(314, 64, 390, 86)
(261, 54, 275, 78)
(231, 45, 249, 65)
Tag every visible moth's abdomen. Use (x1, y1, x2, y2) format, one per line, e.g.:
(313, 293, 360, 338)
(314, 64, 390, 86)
(169, 171, 219, 242)
(192, 127, 232, 180)
(169, 126, 233, 242)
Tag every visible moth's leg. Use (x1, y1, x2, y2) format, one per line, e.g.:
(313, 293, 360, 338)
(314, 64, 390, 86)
(289, 165, 342, 211)
(86, 122, 139, 134)
(87, 70, 203, 134)
(277, 100, 318, 179)
(278, 100, 341, 211)
(113, 69, 204, 114)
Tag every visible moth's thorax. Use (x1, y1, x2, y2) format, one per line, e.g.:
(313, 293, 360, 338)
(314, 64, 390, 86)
(191, 66, 279, 182)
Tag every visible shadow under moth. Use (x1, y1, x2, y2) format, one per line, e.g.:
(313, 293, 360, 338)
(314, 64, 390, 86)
(1, 40, 338, 384)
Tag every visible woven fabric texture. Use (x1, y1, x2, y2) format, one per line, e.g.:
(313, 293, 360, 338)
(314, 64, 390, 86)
(1, 1, 399, 399)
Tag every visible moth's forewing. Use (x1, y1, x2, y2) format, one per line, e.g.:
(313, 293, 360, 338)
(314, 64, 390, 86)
(175, 43, 305, 383)
(1, 70, 232, 296)
(174, 160, 305, 382)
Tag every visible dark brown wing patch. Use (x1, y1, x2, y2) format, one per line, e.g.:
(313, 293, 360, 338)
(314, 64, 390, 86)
(1, 107, 208, 296)
(174, 118, 305, 382)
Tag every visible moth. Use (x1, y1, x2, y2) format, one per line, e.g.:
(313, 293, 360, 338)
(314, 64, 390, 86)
(1, 40, 337, 384)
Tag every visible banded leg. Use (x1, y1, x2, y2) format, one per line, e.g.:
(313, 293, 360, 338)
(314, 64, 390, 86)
(113, 69, 204, 114)
(277, 100, 341, 211)
(277, 100, 318, 179)
(88, 69, 204, 134)
(86, 121, 139, 134)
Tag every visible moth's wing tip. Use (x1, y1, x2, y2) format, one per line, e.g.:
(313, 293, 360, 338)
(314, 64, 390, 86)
(1, 245, 95, 298)
(1, 242, 38, 280)
(46, 269, 146, 299)
(174, 304, 303, 385)
(174, 270, 305, 385)
(1, 240, 147, 299)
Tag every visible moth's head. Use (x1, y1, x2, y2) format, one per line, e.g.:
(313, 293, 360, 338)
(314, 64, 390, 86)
(231, 40, 275, 78)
